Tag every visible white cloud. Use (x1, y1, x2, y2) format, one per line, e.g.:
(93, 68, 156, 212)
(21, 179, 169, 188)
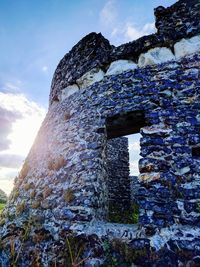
(111, 22, 156, 45)
(4, 82, 19, 91)
(127, 133, 142, 176)
(0, 178, 15, 196)
(143, 22, 156, 33)
(99, 1, 156, 45)
(0, 168, 17, 196)
(130, 161, 139, 176)
(0, 92, 45, 120)
(0, 92, 46, 195)
(124, 22, 156, 41)
(3, 81, 22, 93)
(124, 23, 142, 40)
(100, 0, 117, 26)
(0, 153, 24, 168)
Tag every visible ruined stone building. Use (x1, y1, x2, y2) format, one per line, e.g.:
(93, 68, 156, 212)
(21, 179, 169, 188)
(0, 0, 200, 266)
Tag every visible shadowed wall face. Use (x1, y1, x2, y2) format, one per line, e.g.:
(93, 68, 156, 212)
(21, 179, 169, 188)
(106, 137, 131, 221)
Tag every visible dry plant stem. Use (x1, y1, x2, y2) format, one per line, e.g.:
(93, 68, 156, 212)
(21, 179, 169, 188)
(66, 237, 89, 267)
(10, 239, 23, 267)
(66, 237, 74, 266)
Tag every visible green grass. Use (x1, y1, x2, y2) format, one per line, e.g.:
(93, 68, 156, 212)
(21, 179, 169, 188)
(0, 203, 5, 214)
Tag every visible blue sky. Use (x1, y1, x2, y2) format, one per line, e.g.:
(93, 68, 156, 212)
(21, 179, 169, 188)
(0, 0, 177, 194)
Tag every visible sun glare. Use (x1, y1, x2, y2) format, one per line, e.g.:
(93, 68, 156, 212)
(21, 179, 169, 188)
(8, 113, 44, 156)
(0, 92, 46, 195)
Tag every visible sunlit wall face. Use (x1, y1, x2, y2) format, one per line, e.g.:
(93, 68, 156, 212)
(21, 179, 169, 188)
(0, 92, 46, 195)
(0, 93, 141, 196)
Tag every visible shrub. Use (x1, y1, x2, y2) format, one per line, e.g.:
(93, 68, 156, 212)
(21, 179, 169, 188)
(43, 186, 52, 199)
(31, 201, 41, 209)
(0, 188, 7, 203)
(30, 190, 36, 199)
(63, 189, 75, 203)
(48, 156, 66, 171)
(24, 182, 34, 191)
(16, 200, 26, 215)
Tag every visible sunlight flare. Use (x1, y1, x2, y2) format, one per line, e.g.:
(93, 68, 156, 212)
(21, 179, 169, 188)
(0, 92, 46, 194)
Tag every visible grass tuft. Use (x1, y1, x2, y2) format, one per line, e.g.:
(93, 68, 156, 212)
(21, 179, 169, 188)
(48, 156, 66, 171)
(0, 203, 5, 214)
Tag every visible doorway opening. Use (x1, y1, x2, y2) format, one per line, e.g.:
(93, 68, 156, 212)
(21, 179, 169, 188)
(105, 110, 147, 224)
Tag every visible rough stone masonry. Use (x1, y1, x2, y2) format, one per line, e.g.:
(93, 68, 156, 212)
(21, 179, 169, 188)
(0, 0, 200, 266)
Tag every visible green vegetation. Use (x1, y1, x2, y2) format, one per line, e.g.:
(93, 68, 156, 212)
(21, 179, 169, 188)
(130, 203, 139, 224)
(52, 234, 89, 266)
(108, 203, 139, 224)
(65, 236, 89, 267)
(197, 203, 200, 213)
(0, 189, 7, 214)
(102, 241, 118, 267)
(0, 188, 7, 203)
(102, 238, 149, 266)
(0, 203, 5, 214)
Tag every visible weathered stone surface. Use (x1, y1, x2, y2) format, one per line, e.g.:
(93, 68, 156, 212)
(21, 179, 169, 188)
(1, 51, 199, 266)
(138, 172, 160, 182)
(174, 35, 200, 58)
(59, 84, 79, 101)
(76, 68, 105, 89)
(106, 59, 137, 76)
(155, 0, 200, 38)
(106, 137, 131, 221)
(50, 32, 112, 103)
(138, 47, 175, 67)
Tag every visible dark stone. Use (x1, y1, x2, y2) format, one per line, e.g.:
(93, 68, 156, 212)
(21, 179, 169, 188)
(50, 32, 113, 102)
(129, 238, 150, 250)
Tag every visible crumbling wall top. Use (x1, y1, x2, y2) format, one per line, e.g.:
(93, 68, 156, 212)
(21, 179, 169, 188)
(50, 0, 200, 104)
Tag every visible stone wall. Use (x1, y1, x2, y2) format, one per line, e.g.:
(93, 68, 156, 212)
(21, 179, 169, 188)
(155, 0, 199, 38)
(130, 176, 140, 202)
(1, 51, 199, 265)
(0, 0, 200, 266)
(106, 137, 131, 221)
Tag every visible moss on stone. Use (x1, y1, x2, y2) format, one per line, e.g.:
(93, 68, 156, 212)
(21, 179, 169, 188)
(108, 203, 139, 224)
